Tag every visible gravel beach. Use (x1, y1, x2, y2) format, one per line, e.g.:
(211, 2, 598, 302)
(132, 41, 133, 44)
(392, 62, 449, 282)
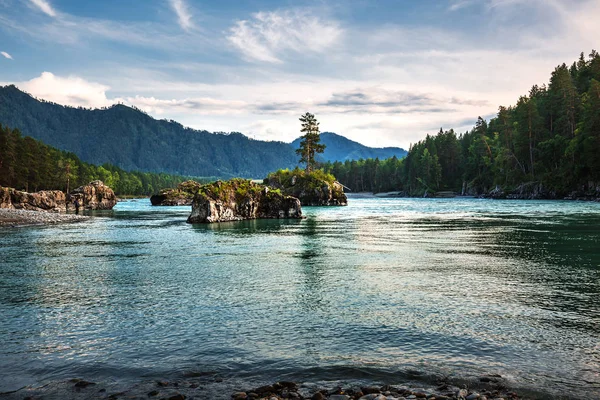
(0, 209, 89, 227)
(0, 377, 537, 400)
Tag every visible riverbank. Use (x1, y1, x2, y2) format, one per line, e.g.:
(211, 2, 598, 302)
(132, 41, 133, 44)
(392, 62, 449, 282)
(0, 376, 538, 400)
(0, 209, 88, 227)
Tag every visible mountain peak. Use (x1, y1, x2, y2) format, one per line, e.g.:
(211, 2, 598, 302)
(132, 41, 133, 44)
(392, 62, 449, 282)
(292, 131, 407, 162)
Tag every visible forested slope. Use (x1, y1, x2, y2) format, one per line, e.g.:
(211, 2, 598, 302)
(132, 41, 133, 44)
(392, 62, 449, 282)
(324, 51, 600, 198)
(0, 124, 198, 195)
(0, 85, 298, 178)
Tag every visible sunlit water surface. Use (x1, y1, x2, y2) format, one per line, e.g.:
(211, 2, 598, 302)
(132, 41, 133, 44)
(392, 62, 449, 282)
(1, 196, 599, 398)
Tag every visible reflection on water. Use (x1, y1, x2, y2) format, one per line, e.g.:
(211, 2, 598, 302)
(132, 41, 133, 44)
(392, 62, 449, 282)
(0, 197, 599, 398)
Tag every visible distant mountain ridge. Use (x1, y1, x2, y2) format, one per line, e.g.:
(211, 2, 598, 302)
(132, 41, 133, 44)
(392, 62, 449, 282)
(0, 85, 407, 178)
(292, 132, 407, 162)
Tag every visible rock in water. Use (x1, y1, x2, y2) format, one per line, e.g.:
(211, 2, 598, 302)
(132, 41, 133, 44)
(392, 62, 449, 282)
(264, 169, 348, 206)
(150, 180, 202, 206)
(187, 179, 302, 223)
(0, 186, 67, 212)
(69, 180, 117, 210)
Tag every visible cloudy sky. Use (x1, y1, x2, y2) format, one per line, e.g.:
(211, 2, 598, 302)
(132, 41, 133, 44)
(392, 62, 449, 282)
(1, 0, 599, 148)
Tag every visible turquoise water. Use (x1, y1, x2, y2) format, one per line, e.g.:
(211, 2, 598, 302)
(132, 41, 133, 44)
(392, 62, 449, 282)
(1, 196, 599, 398)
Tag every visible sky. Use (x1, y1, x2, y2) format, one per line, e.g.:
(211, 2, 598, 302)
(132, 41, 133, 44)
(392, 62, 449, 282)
(1, 0, 599, 149)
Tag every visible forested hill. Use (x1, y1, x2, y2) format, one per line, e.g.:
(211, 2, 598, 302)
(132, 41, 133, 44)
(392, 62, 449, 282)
(0, 85, 298, 178)
(0, 124, 198, 195)
(291, 132, 407, 162)
(323, 50, 600, 198)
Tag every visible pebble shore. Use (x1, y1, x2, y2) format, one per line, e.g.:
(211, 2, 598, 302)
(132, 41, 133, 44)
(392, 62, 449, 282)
(0, 208, 89, 227)
(228, 380, 525, 400)
(2, 376, 540, 400)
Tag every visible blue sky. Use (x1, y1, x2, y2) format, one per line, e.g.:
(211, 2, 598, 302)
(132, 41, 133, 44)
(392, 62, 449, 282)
(1, 0, 598, 148)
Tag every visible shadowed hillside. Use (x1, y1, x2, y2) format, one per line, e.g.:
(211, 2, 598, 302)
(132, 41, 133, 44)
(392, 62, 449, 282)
(0, 85, 298, 178)
(292, 131, 407, 162)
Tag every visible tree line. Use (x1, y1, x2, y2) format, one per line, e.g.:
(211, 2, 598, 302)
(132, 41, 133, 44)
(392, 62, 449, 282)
(0, 125, 203, 195)
(322, 51, 600, 196)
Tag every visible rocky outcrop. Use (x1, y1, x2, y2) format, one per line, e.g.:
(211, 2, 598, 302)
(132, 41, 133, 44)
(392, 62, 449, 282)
(0, 186, 67, 212)
(265, 170, 348, 206)
(150, 180, 202, 206)
(69, 180, 117, 210)
(483, 186, 507, 199)
(187, 179, 302, 223)
(505, 182, 556, 200)
(0, 181, 116, 212)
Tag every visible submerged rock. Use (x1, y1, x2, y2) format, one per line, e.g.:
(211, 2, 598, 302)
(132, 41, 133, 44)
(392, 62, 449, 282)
(265, 169, 347, 206)
(0, 186, 67, 212)
(150, 180, 202, 206)
(69, 180, 117, 210)
(187, 179, 302, 223)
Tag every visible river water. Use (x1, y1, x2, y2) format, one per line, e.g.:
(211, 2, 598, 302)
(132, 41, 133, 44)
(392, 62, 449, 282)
(1, 196, 599, 399)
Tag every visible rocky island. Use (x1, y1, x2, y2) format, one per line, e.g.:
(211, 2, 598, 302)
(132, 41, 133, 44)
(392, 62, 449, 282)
(150, 180, 203, 206)
(265, 169, 347, 206)
(187, 178, 302, 223)
(69, 180, 117, 210)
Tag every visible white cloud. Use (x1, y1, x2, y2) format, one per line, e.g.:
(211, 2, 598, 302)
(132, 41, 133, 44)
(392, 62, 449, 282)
(19, 72, 111, 108)
(1, 51, 12, 59)
(448, 0, 476, 11)
(169, 0, 193, 31)
(122, 95, 247, 115)
(29, 0, 56, 17)
(227, 9, 343, 63)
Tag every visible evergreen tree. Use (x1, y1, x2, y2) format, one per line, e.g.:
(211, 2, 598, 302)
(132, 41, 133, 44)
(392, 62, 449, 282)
(296, 112, 325, 173)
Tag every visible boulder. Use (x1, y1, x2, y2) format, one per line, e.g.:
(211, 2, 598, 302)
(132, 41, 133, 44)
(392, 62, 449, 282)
(264, 169, 347, 206)
(0, 186, 66, 212)
(150, 180, 202, 206)
(69, 180, 117, 210)
(187, 179, 302, 223)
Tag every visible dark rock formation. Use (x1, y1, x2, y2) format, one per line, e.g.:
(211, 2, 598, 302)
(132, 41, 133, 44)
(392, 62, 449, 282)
(69, 180, 117, 210)
(187, 179, 302, 223)
(265, 170, 347, 206)
(150, 180, 202, 206)
(484, 186, 507, 199)
(505, 182, 556, 200)
(434, 191, 457, 198)
(0, 186, 67, 212)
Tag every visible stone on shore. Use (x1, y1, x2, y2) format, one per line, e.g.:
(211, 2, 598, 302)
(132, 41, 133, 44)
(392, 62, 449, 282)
(187, 179, 302, 224)
(0, 209, 88, 226)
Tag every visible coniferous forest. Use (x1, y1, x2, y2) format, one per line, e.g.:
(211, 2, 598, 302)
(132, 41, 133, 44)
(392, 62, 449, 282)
(323, 51, 600, 197)
(0, 125, 201, 195)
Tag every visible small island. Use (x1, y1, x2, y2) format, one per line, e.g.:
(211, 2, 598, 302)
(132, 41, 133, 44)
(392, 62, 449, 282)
(187, 179, 302, 223)
(150, 180, 203, 206)
(265, 168, 347, 206)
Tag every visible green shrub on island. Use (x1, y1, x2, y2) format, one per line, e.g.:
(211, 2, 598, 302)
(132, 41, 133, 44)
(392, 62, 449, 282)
(265, 168, 347, 206)
(150, 180, 204, 205)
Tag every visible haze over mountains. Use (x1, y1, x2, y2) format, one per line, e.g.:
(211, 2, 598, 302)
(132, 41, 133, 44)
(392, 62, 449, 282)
(292, 132, 407, 162)
(0, 85, 407, 178)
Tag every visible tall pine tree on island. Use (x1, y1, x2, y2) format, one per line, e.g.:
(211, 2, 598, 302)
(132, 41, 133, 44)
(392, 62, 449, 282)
(296, 112, 325, 173)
